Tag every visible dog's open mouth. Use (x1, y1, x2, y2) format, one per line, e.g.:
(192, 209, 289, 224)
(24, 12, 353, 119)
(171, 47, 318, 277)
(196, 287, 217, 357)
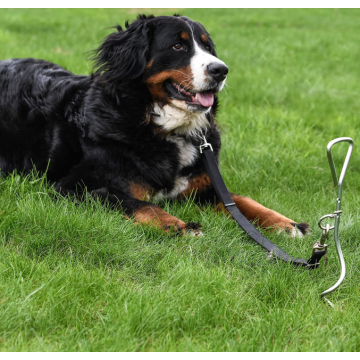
(165, 81, 215, 108)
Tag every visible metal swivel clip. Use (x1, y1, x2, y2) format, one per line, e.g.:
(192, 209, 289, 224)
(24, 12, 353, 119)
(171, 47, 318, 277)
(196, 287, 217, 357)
(315, 137, 353, 307)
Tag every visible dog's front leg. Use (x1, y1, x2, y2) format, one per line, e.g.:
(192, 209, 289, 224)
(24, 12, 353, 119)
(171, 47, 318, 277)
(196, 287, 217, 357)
(224, 194, 309, 237)
(54, 178, 202, 236)
(93, 194, 203, 236)
(130, 202, 202, 236)
(179, 173, 309, 237)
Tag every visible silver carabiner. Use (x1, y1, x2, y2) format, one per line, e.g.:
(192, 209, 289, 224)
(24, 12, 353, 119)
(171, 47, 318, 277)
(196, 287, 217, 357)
(318, 214, 336, 231)
(321, 137, 353, 306)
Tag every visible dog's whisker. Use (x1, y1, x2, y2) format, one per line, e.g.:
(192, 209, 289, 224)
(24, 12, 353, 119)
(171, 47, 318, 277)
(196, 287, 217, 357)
(177, 79, 191, 93)
(173, 69, 192, 79)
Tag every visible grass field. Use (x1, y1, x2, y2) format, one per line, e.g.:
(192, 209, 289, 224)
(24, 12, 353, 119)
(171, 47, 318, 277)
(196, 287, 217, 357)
(1, 8, 360, 351)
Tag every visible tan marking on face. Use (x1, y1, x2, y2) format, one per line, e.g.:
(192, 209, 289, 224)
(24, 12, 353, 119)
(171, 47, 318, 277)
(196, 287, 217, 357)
(181, 31, 189, 40)
(134, 205, 186, 232)
(145, 66, 193, 102)
(130, 183, 152, 201)
(178, 173, 211, 199)
(201, 34, 208, 42)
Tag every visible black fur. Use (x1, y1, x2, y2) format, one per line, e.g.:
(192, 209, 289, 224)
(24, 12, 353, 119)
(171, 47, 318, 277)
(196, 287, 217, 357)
(0, 14, 310, 238)
(0, 15, 221, 218)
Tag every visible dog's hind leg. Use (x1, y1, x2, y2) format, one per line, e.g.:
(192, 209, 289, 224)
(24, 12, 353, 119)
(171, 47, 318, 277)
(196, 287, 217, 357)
(179, 173, 309, 237)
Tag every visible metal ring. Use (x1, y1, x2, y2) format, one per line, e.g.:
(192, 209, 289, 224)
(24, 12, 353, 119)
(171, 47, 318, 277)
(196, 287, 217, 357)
(318, 214, 336, 230)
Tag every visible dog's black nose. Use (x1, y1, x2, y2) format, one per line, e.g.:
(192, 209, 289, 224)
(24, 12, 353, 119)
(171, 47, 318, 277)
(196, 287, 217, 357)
(207, 63, 228, 82)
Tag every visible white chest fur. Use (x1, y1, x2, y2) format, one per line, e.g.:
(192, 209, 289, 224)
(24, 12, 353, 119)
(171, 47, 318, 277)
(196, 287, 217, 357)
(154, 133, 199, 201)
(155, 125, 199, 200)
(154, 177, 189, 200)
(167, 135, 198, 168)
(151, 102, 207, 200)
(152, 102, 209, 137)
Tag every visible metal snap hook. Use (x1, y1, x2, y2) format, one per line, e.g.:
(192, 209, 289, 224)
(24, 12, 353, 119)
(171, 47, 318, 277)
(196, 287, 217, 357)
(320, 223, 331, 244)
(318, 214, 336, 231)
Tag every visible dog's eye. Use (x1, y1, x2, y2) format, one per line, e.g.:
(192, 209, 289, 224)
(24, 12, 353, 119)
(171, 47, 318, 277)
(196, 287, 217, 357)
(205, 45, 210, 51)
(173, 43, 184, 50)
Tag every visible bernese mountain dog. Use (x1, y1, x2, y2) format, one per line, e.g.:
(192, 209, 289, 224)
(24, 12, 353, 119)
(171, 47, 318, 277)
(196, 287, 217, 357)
(0, 14, 309, 237)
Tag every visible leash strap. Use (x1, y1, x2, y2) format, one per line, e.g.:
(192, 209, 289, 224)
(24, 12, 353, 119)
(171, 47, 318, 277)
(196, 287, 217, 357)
(200, 145, 325, 269)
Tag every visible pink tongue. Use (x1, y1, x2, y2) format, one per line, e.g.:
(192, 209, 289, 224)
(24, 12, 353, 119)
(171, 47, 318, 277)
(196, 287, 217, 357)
(196, 91, 214, 107)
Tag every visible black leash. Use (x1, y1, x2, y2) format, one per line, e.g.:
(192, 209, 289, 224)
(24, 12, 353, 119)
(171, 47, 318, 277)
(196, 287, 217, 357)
(199, 138, 325, 269)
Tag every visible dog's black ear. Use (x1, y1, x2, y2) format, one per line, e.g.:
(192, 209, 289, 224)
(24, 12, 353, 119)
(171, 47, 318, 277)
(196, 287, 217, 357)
(92, 15, 154, 82)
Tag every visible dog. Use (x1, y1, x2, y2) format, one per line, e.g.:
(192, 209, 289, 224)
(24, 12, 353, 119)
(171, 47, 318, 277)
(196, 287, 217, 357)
(0, 14, 309, 237)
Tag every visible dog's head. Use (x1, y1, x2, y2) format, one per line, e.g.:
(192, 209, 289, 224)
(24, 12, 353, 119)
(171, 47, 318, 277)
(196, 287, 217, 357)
(93, 15, 228, 115)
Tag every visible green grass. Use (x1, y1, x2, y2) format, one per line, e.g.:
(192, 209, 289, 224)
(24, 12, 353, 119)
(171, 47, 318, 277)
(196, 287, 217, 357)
(1, 8, 360, 351)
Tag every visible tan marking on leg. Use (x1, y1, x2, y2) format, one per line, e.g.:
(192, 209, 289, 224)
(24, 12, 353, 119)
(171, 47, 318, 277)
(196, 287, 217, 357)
(230, 194, 296, 231)
(177, 172, 304, 235)
(129, 183, 152, 201)
(216, 202, 230, 215)
(217, 195, 307, 236)
(134, 205, 186, 231)
(178, 173, 211, 199)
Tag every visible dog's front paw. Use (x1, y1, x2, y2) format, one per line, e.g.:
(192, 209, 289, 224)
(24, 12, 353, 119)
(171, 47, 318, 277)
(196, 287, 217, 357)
(184, 222, 203, 237)
(166, 222, 203, 237)
(287, 222, 311, 238)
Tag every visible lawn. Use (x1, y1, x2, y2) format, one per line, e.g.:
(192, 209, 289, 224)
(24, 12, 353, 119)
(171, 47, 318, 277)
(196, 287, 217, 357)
(1, 8, 360, 351)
